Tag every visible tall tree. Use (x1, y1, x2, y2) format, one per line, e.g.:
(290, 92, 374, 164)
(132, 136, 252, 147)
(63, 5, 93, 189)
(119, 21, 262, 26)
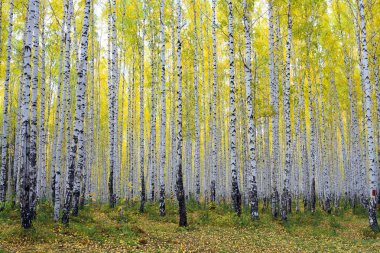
(139, 0, 146, 213)
(158, 0, 166, 216)
(210, 0, 217, 203)
(281, 0, 292, 221)
(54, 0, 72, 222)
(243, 0, 258, 220)
(20, 0, 37, 229)
(61, 0, 91, 224)
(192, 0, 201, 205)
(37, 2, 47, 200)
(268, 0, 279, 217)
(0, 0, 14, 208)
(29, 0, 41, 219)
(175, 0, 187, 227)
(358, 0, 379, 231)
(228, 0, 241, 216)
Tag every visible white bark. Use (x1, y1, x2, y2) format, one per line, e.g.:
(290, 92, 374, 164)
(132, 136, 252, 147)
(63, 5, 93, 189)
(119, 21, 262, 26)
(61, 0, 91, 224)
(192, 0, 201, 204)
(54, 0, 72, 222)
(0, 0, 14, 204)
(158, 0, 166, 216)
(306, 35, 316, 212)
(20, 0, 36, 228)
(210, 0, 217, 203)
(37, 5, 47, 200)
(175, 0, 187, 227)
(268, 0, 279, 217)
(227, 0, 241, 216)
(243, 0, 258, 219)
(358, 0, 379, 231)
(28, 0, 40, 219)
(139, 3, 146, 212)
(281, 0, 292, 220)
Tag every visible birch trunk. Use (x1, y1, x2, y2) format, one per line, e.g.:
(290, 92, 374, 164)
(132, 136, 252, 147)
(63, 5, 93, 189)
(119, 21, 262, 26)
(148, 23, 156, 204)
(268, 0, 279, 217)
(175, 0, 187, 227)
(191, 0, 201, 205)
(54, 0, 72, 222)
(51, 0, 68, 205)
(0, 0, 14, 206)
(227, 0, 241, 216)
(281, 0, 292, 221)
(306, 36, 316, 213)
(20, 0, 36, 229)
(29, 0, 40, 219)
(158, 0, 166, 216)
(210, 0, 217, 203)
(139, 3, 146, 213)
(358, 0, 379, 231)
(243, 0, 258, 220)
(37, 5, 47, 200)
(61, 0, 91, 224)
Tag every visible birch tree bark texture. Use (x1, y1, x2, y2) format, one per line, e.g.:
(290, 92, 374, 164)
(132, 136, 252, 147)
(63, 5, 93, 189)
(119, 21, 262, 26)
(61, 0, 91, 225)
(228, 0, 242, 217)
(358, 0, 379, 232)
(175, 0, 188, 227)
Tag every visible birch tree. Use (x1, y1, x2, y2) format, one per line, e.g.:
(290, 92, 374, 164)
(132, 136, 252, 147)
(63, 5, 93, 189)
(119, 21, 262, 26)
(243, 0, 258, 220)
(29, 0, 41, 220)
(358, 0, 379, 231)
(139, 1, 146, 213)
(37, 3, 47, 200)
(20, 0, 37, 229)
(175, 0, 187, 227)
(268, 0, 279, 217)
(0, 0, 14, 207)
(281, 0, 292, 221)
(54, 0, 72, 222)
(228, 0, 241, 216)
(210, 0, 217, 203)
(61, 0, 91, 224)
(158, 0, 166, 216)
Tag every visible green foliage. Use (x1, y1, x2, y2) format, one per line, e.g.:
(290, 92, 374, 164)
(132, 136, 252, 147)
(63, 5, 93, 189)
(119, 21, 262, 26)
(0, 201, 380, 252)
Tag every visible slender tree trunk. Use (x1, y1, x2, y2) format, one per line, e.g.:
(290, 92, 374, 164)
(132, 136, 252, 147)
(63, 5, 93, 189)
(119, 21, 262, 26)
(210, 0, 217, 203)
(148, 21, 156, 204)
(306, 35, 316, 213)
(0, 0, 14, 207)
(29, 0, 41, 220)
(20, 0, 36, 229)
(51, 0, 68, 206)
(80, 0, 95, 207)
(227, 0, 241, 216)
(158, 0, 166, 216)
(37, 5, 47, 200)
(200, 8, 207, 205)
(54, 0, 72, 222)
(61, 0, 91, 224)
(358, 0, 379, 231)
(243, 0, 258, 220)
(175, 0, 187, 227)
(268, 0, 279, 217)
(107, 0, 118, 209)
(293, 67, 301, 213)
(192, 0, 201, 205)
(281, 0, 292, 221)
(139, 2, 146, 213)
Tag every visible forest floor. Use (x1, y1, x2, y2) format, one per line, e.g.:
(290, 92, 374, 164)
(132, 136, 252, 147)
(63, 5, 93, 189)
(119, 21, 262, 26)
(0, 200, 379, 252)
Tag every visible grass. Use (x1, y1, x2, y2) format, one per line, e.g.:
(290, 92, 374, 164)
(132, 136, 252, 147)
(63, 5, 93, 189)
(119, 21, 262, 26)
(0, 200, 379, 252)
